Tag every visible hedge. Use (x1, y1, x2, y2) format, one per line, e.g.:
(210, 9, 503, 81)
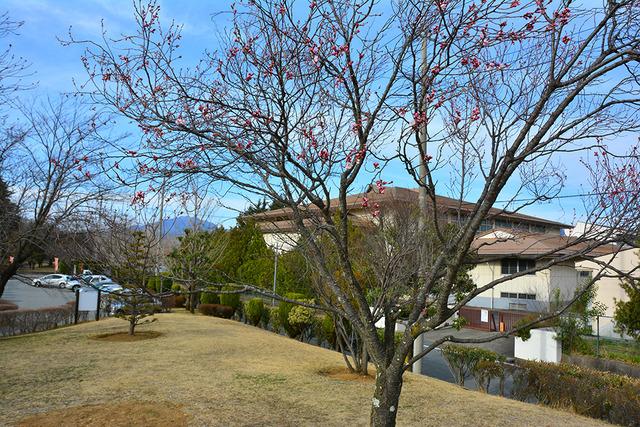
(219, 285, 241, 314)
(513, 360, 640, 426)
(244, 298, 265, 326)
(198, 304, 234, 319)
(200, 287, 220, 305)
(0, 302, 77, 336)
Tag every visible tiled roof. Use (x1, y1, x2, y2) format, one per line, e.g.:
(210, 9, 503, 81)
(473, 231, 619, 258)
(248, 186, 572, 231)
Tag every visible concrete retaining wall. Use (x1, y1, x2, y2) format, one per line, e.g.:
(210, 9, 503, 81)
(563, 353, 640, 378)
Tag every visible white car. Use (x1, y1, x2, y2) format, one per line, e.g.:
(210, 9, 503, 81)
(97, 282, 123, 293)
(85, 275, 110, 285)
(33, 274, 76, 289)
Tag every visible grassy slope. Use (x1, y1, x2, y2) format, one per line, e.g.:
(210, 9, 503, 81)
(0, 312, 609, 427)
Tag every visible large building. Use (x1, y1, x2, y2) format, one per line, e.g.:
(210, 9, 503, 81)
(249, 186, 632, 335)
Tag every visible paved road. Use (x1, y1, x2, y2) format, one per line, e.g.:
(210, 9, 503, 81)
(2, 279, 75, 309)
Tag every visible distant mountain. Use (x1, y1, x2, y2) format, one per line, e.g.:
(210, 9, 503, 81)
(161, 216, 217, 237)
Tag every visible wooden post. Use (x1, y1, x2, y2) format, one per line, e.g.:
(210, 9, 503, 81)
(74, 288, 80, 325)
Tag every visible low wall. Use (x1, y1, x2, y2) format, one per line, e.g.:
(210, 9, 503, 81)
(514, 328, 561, 363)
(563, 353, 640, 378)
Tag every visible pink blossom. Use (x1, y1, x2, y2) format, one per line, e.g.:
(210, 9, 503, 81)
(470, 106, 481, 121)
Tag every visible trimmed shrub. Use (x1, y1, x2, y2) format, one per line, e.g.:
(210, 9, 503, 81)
(198, 304, 234, 319)
(513, 360, 640, 425)
(320, 314, 336, 348)
(277, 292, 308, 337)
(174, 295, 186, 308)
(200, 287, 220, 305)
(269, 307, 281, 333)
(287, 305, 316, 341)
(441, 344, 504, 387)
(219, 285, 241, 314)
(159, 295, 176, 311)
(260, 304, 271, 329)
(245, 298, 265, 326)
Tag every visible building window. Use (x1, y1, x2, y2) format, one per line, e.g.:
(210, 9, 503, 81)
(579, 271, 592, 279)
(479, 220, 493, 231)
(495, 219, 511, 229)
(530, 224, 546, 233)
(509, 303, 528, 311)
(500, 292, 536, 300)
(501, 258, 536, 275)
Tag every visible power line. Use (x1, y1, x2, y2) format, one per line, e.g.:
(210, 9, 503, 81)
(495, 189, 637, 204)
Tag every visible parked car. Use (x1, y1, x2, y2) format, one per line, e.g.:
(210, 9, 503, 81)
(84, 275, 110, 285)
(33, 274, 76, 289)
(63, 278, 84, 291)
(107, 288, 160, 315)
(97, 282, 123, 293)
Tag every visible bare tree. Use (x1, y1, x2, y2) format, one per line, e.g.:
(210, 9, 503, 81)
(72, 1, 640, 425)
(0, 98, 114, 296)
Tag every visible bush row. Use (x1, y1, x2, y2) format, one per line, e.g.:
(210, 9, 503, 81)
(513, 360, 640, 426)
(198, 304, 234, 319)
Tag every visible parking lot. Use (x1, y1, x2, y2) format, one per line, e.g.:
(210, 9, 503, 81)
(2, 279, 75, 309)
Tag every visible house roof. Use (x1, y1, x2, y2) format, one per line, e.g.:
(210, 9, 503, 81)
(472, 230, 620, 259)
(248, 186, 572, 232)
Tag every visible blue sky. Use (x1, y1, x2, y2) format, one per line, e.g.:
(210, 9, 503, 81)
(3, 0, 630, 228)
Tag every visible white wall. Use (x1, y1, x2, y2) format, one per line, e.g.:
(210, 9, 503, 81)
(468, 261, 552, 311)
(514, 328, 562, 363)
(575, 247, 639, 317)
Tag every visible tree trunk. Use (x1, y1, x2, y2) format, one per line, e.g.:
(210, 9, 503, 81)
(0, 262, 20, 298)
(129, 321, 136, 335)
(370, 366, 403, 427)
(361, 346, 369, 376)
(189, 283, 196, 314)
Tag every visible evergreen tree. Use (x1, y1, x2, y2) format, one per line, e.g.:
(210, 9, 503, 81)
(0, 176, 19, 260)
(614, 280, 640, 342)
(111, 231, 158, 335)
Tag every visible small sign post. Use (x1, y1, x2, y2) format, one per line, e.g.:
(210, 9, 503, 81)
(74, 289, 80, 325)
(95, 290, 101, 321)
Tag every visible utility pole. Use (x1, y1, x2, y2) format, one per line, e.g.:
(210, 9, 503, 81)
(272, 246, 279, 306)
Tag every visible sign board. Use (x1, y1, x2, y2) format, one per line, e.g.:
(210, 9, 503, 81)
(480, 309, 489, 323)
(78, 290, 99, 311)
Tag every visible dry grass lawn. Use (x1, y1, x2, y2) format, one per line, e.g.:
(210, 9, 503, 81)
(0, 312, 610, 426)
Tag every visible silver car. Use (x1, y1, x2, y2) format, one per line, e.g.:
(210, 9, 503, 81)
(86, 275, 111, 285)
(97, 282, 123, 293)
(33, 274, 75, 289)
